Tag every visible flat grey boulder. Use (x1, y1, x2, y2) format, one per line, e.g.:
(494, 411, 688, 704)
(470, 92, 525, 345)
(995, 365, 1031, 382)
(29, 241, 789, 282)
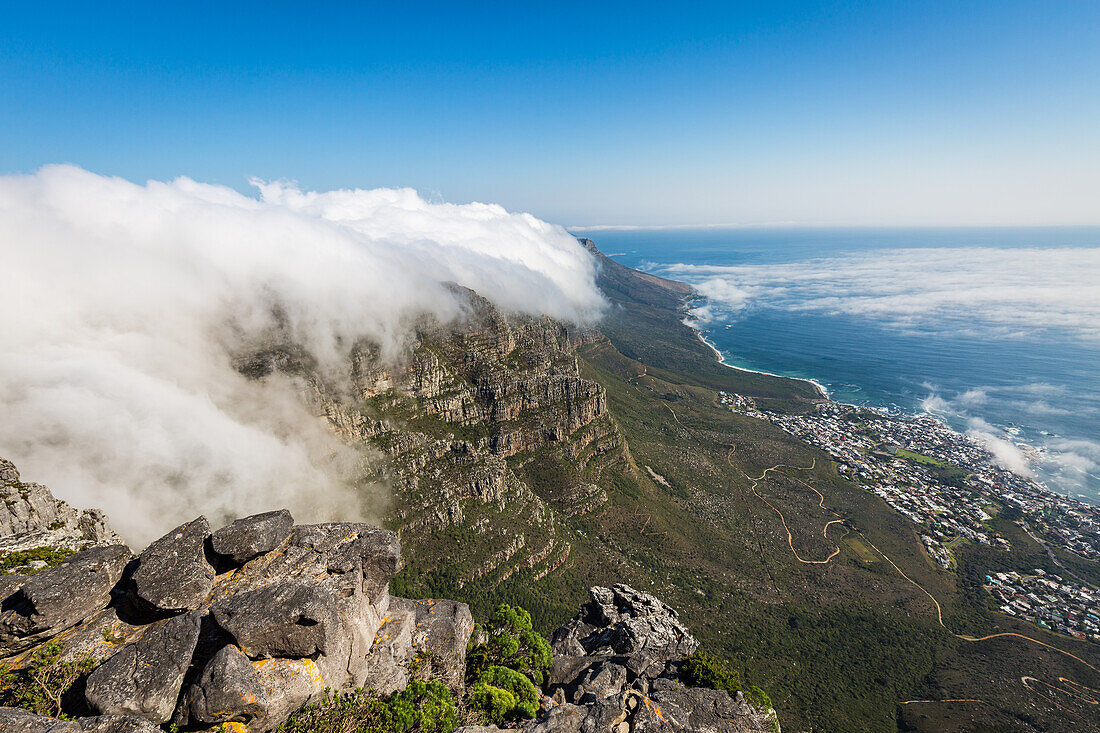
(0, 573, 27, 601)
(85, 610, 201, 723)
(362, 599, 417, 695)
(518, 702, 588, 733)
(0, 544, 130, 654)
(286, 523, 401, 602)
(77, 716, 162, 733)
(573, 661, 627, 704)
(179, 644, 266, 725)
(211, 580, 339, 659)
(210, 509, 293, 565)
(0, 707, 81, 733)
(643, 685, 778, 733)
(0, 709, 160, 733)
(129, 517, 213, 615)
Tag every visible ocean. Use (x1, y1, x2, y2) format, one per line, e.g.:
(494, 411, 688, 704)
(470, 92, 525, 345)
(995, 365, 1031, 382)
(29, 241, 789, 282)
(580, 227, 1100, 505)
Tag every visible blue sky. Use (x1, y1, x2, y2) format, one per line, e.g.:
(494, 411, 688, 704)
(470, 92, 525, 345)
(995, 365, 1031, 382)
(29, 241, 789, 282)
(3, 1, 1098, 226)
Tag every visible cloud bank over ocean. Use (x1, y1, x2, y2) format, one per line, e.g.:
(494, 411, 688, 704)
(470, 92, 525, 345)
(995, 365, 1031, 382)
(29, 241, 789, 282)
(921, 384, 1100, 496)
(0, 165, 605, 544)
(649, 243, 1100, 499)
(661, 246, 1100, 342)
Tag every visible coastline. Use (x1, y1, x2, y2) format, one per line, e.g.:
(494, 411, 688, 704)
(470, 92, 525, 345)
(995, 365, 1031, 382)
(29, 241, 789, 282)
(692, 321, 1100, 507)
(693, 327, 831, 400)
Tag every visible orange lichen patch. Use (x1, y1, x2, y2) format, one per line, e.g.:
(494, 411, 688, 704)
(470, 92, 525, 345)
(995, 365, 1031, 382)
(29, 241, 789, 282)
(251, 657, 326, 688)
(221, 722, 250, 733)
(625, 690, 674, 727)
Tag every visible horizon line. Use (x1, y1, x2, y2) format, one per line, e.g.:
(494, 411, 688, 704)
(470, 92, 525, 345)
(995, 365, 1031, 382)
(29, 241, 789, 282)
(567, 221, 1100, 232)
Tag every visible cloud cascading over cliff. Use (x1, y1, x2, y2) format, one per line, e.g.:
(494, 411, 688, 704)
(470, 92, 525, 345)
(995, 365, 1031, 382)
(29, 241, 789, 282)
(0, 165, 605, 545)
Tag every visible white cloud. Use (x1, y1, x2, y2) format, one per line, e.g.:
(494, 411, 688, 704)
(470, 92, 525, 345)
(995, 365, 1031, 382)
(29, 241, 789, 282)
(964, 418, 1034, 477)
(657, 246, 1100, 341)
(0, 165, 604, 545)
(957, 388, 988, 406)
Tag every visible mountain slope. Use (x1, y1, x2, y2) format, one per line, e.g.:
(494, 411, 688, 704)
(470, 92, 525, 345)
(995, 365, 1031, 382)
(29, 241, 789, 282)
(239, 242, 1099, 732)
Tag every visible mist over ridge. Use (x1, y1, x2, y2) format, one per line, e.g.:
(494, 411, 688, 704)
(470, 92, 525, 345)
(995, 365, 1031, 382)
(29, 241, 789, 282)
(0, 165, 606, 545)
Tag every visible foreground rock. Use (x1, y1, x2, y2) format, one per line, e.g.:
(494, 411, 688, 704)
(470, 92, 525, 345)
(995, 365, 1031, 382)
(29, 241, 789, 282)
(0, 483, 474, 732)
(209, 509, 293, 565)
(0, 707, 162, 733)
(0, 544, 131, 655)
(522, 584, 777, 733)
(128, 517, 214, 616)
(0, 457, 776, 733)
(85, 611, 202, 722)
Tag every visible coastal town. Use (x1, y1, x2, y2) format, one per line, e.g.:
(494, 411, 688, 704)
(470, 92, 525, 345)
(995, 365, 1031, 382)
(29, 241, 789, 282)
(986, 569, 1100, 642)
(718, 391, 1100, 640)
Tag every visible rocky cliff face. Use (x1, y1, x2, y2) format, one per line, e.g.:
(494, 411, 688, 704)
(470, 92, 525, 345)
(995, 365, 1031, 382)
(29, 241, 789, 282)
(1, 459, 121, 549)
(0, 474, 777, 733)
(241, 288, 630, 595)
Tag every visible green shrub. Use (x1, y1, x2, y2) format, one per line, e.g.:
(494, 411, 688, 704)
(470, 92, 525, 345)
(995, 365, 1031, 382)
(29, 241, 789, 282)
(680, 650, 741, 695)
(0, 547, 75, 575)
(680, 650, 774, 714)
(467, 681, 515, 725)
(279, 679, 457, 733)
(745, 685, 771, 710)
(0, 641, 96, 717)
(466, 604, 551, 687)
(469, 665, 539, 723)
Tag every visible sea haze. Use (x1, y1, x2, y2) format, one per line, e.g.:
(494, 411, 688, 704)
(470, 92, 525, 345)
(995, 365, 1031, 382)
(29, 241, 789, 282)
(581, 227, 1100, 505)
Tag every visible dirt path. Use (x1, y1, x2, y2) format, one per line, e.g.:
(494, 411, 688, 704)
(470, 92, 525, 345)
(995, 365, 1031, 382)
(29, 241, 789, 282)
(732, 438, 1100, 716)
(735, 456, 846, 565)
(855, 530, 1100, 714)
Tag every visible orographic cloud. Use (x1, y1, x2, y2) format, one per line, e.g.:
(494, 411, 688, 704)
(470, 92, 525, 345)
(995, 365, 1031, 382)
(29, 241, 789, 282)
(0, 165, 605, 545)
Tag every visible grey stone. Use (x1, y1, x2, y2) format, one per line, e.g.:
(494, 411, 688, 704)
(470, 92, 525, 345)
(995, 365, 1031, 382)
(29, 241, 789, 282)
(77, 716, 162, 733)
(179, 644, 266, 725)
(0, 545, 130, 654)
(85, 610, 201, 723)
(250, 657, 327, 729)
(648, 685, 779, 733)
(0, 707, 81, 733)
(0, 573, 27, 600)
(211, 580, 339, 659)
(0, 711, 160, 733)
(409, 598, 475, 688)
(549, 654, 604, 688)
(552, 585, 697, 664)
(576, 697, 627, 733)
(129, 517, 213, 615)
(359, 596, 474, 694)
(362, 599, 417, 694)
(519, 703, 588, 733)
(573, 662, 627, 704)
(287, 523, 401, 602)
(210, 510, 293, 565)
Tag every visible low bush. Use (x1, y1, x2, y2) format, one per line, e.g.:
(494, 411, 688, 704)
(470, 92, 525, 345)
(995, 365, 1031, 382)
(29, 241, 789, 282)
(468, 665, 539, 724)
(0, 641, 96, 717)
(680, 649, 741, 695)
(0, 547, 75, 575)
(278, 679, 457, 733)
(465, 603, 551, 687)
